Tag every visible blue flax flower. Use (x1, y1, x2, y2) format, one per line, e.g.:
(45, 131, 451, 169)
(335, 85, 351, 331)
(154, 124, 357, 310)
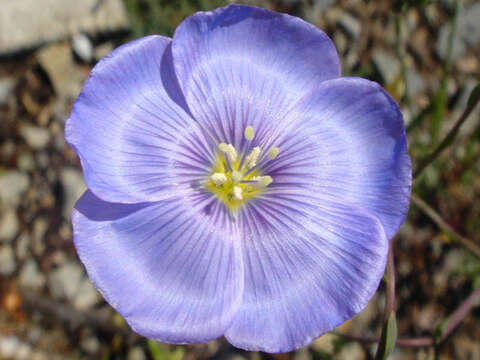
(66, 4, 411, 353)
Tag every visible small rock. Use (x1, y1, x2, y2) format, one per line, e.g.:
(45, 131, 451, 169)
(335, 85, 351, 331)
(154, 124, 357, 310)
(72, 33, 94, 63)
(405, 68, 427, 98)
(372, 50, 401, 85)
(128, 347, 147, 360)
(0, 78, 15, 105)
(20, 124, 51, 150)
(0, 171, 30, 207)
(312, 333, 335, 354)
(73, 278, 101, 310)
(294, 347, 312, 360)
(60, 168, 87, 218)
(0, 245, 16, 275)
(38, 42, 89, 100)
(17, 151, 35, 172)
(436, 2, 480, 61)
(417, 303, 441, 331)
(32, 217, 48, 256)
(16, 343, 33, 360)
(16, 232, 30, 260)
(35, 151, 50, 170)
(0, 208, 19, 243)
(48, 262, 83, 300)
(335, 342, 365, 360)
(94, 42, 114, 60)
(80, 335, 100, 355)
(19, 259, 46, 291)
(338, 13, 362, 40)
(0, 335, 20, 358)
(0, 0, 129, 55)
(308, 0, 335, 18)
(333, 32, 348, 55)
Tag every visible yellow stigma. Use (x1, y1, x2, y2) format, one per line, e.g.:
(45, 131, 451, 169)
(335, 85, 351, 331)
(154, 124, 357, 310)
(244, 126, 254, 140)
(268, 147, 280, 160)
(231, 171, 243, 183)
(206, 127, 278, 213)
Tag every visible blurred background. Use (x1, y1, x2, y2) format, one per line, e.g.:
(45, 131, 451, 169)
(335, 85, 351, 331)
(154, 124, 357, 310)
(0, 0, 479, 359)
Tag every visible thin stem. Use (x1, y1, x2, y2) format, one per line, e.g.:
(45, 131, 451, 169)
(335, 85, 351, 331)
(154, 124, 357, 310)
(332, 285, 480, 348)
(437, 286, 480, 344)
(413, 86, 480, 179)
(384, 246, 396, 321)
(374, 245, 397, 359)
(411, 194, 480, 259)
(332, 332, 433, 347)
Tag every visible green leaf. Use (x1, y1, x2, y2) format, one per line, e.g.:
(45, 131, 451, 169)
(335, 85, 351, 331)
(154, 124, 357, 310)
(170, 347, 185, 360)
(433, 318, 449, 342)
(147, 340, 169, 360)
(147, 341, 185, 360)
(375, 312, 398, 360)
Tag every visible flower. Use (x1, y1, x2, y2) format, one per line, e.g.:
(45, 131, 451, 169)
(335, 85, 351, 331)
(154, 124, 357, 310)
(66, 4, 411, 353)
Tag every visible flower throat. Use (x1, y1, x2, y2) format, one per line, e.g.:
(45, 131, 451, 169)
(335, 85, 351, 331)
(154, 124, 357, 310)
(206, 126, 279, 212)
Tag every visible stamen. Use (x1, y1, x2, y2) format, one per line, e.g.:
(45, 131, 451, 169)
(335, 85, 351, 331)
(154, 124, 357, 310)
(252, 176, 273, 188)
(244, 126, 255, 140)
(245, 146, 261, 169)
(268, 147, 280, 160)
(210, 173, 227, 186)
(218, 142, 237, 163)
(231, 171, 242, 184)
(232, 186, 243, 200)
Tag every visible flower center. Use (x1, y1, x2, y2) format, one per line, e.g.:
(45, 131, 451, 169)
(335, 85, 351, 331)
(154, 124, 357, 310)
(205, 126, 279, 212)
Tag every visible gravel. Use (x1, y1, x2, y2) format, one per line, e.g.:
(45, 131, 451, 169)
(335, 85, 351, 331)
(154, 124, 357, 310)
(0, 0, 129, 55)
(19, 259, 46, 291)
(20, 124, 51, 150)
(0, 171, 30, 208)
(0, 245, 16, 275)
(73, 278, 101, 310)
(0, 77, 15, 105)
(48, 262, 83, 300)
(0, 208, 19, 243)
(60, 168, 87, 218)
(436, 2, 480, 61)
(338, 13, 362, 40)
(372, 49, 401, 85)
(32, 217, 48, 256)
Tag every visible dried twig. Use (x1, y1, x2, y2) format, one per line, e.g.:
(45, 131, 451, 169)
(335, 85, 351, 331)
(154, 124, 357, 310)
(413, 85, 480, 179)
(333, 286, 480, 348)
(411, 194, 480, 259)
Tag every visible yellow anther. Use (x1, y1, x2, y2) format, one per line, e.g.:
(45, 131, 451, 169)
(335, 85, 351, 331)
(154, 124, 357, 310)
(232, 186, 243, 200)
(231, 171, 243, 184)
(218, 143, 228, 152)
(268, 147, 280, 160)
(210, 172, 227, 186)
(252, 176, 273, 188)
(218, 143, 237, 163)
(245, 146, 261, 169)
(244, 126, 254, 140)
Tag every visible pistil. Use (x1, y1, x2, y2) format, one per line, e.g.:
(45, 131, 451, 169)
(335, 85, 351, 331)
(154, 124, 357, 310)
(207, 126, 279, 210)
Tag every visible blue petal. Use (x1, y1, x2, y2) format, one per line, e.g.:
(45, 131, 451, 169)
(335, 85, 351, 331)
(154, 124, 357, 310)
(264, 77, 411, 239)
(73, 190, 243, 343)
(171, 4, 340, 148)
(226, 194, 388, 352)
(66, 36, 214, 204)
